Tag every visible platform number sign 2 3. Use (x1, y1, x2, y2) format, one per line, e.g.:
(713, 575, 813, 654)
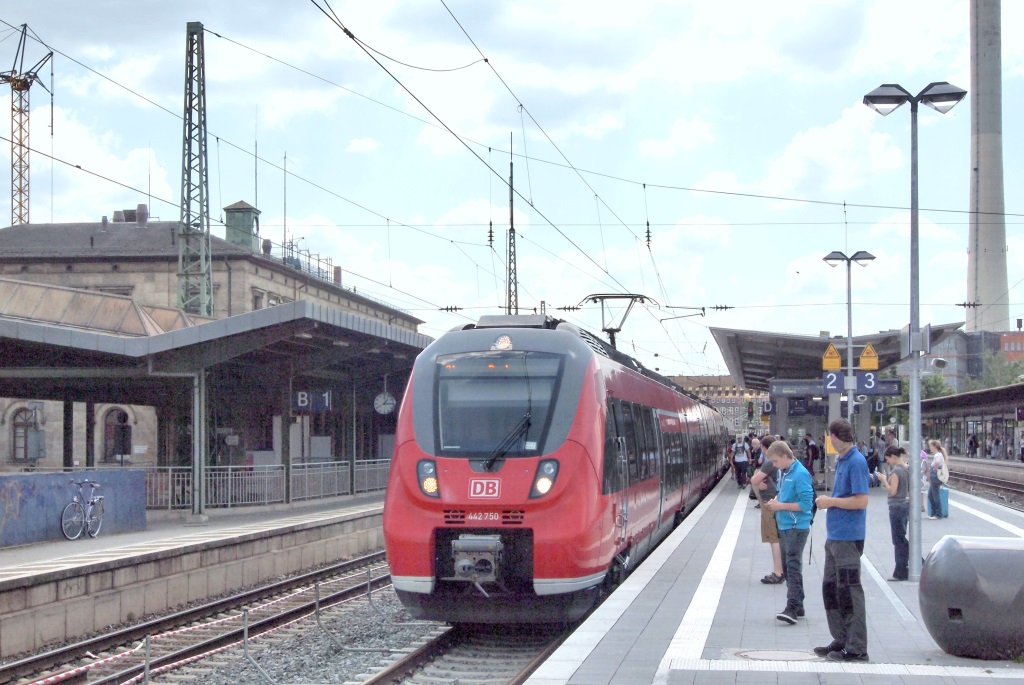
(822, 371, 845, 393)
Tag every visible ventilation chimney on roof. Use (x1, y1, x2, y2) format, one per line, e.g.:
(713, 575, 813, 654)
(262, 239, 272, 256)
(122, 208, 137, 222)
(101, 216, 108, 226)
(224, 200, 261, 253)
(334, 266, 342, 286)
(136, 203, 149, 226)
(113, 210, 125, 222)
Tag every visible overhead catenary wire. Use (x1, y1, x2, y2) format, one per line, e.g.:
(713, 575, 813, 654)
(5, 17, 1019, 225)
(5, 16, 1019, 372)
(308, 0, 633, 296)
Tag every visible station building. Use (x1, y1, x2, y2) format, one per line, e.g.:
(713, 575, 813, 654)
(0, 203, 430, 506)
(671, 374, 768, 436)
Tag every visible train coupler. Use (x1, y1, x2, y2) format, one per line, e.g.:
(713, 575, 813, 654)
(451, 534, 504, 597)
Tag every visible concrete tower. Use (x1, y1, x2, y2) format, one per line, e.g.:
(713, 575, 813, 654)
(966, 0, 1008, 332)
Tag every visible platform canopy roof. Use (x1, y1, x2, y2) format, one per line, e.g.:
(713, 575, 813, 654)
(709, 323, 964, 393)
(0, 296, 433, 407)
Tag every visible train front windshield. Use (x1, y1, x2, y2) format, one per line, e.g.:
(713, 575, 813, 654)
(435, 351, 563, 458)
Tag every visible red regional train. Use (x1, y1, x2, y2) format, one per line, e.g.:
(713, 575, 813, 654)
(383, 314, 730, 623)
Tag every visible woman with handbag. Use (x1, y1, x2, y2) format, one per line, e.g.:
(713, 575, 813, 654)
(927, 439, 948, 519)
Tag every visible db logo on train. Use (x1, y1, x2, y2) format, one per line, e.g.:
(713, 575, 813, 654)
(469, 479, 501, 498)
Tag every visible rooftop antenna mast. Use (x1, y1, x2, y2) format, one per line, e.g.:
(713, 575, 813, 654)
(1, 24, 52, 226)
(178, 21, 214, 316)
(506, 134, 518, 315)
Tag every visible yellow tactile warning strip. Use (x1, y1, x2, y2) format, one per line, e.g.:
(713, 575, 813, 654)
(0, 503, 382, 584)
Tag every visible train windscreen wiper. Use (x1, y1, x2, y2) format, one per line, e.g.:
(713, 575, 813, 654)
(482, 413, 531, 472)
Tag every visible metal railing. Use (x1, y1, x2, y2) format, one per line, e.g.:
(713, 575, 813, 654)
(291, 461, 352, 502)
(353, 459, 390, 493)
(27, 460, 388, 510)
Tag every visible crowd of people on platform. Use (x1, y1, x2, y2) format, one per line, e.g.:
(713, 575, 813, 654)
(724, 420, 956, 663)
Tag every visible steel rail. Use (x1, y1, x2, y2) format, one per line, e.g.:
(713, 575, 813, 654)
(0, 551, 386, 685)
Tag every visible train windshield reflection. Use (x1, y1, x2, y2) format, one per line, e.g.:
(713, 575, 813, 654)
(435, 351, 562, 458)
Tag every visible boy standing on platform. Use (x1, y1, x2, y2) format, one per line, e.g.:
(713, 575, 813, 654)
(751, 436, 786, 585)
(764, 440, 815, 624)
(812, 418, 870, 662)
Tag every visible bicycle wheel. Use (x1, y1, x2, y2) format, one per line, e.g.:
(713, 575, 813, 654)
(86, 498, 104, 538)
(61, 501, 85, 540)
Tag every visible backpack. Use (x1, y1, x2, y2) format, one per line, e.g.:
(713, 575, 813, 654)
(937, 456, 949, 484)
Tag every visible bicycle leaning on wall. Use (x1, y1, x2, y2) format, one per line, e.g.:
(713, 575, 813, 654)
(60, 479, 105, 540)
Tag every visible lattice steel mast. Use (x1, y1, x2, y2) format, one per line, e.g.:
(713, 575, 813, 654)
(178, 21, 213, 316)
(1, 24, 52, 227)
(506, 158, 518, 315)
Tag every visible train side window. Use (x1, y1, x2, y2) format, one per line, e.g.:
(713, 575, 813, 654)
(640, 407, 659, 479)
(633, 404, 648, 480)
(603, 400, 624, 493)
(620, 403, 640, 481)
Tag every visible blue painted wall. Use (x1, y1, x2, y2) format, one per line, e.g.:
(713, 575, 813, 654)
(0, 470, 147, 547)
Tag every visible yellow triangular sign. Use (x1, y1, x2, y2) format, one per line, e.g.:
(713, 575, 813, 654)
(860, 342, 879, 370)
(822, 343, 842, 371)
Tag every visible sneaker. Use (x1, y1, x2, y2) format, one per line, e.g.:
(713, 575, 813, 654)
(776, 605, 799, 625)
(813, 640, 843, 657)
(827, 648, 869, 662)
(928, 516, 938, 520)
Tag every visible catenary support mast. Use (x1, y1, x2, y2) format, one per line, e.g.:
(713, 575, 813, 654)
(178, 21, 214, 316)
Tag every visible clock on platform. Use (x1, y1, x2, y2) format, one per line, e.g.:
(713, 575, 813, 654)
(374, 391, 396, 415)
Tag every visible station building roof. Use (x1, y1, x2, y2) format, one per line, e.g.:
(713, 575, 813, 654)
(0, 220, 423, 326)
(710, 322, 964, 392)
(889, 382, 1024, 417)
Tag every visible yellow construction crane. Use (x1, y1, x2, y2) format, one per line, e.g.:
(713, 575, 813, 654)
(0, 24, 52, 226)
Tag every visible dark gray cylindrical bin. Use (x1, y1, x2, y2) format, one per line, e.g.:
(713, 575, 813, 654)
(919, 535, 1024, 659)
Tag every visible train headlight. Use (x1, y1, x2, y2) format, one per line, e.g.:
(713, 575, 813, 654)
(417, 459, 440, 498)
(529, 459, 559, 498)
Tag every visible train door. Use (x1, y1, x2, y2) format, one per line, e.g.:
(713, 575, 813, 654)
(641, 407, 665, 526)
(605, 400, 629, 545)
(677, 405, 692, 506)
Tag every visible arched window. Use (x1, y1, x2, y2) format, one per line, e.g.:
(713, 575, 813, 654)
(11, 408, 33, 462)
(103, 408, 132, 464)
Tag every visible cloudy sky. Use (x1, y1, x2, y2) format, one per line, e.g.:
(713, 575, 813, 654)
(2, 1, 1022, 378)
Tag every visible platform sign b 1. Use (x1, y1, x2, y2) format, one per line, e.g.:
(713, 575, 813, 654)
(293, 390, 333, 412)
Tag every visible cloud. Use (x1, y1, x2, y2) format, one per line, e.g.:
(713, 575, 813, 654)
(8, 103, 176, 225)
(755, 104, 903, 201)
(639, 116, 714, 158)
(347, 137, 379, 153)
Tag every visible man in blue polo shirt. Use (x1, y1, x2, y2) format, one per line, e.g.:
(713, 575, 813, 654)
(812, 418, 870, 662)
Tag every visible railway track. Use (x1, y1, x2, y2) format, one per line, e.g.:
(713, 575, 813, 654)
(0, 551, 390, 685)
(947, 456, 1024, 505)
(356, 623, 571, 685)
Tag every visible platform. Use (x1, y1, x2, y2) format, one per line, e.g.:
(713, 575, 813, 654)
(0, 492, 385, 657)
(0, 491, 385, 579)
(527, 477, 1024, 684)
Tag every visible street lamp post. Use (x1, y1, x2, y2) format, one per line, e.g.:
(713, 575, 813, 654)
(863, 81, 967, 581)
(824, 250, 875, 425)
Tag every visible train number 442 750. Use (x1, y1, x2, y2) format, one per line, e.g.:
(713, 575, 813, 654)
(467, 511, 500, 522)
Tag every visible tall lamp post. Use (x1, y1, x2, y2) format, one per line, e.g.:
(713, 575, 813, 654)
(823, 250, 875, 424)
(863, 81, 967, 580)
